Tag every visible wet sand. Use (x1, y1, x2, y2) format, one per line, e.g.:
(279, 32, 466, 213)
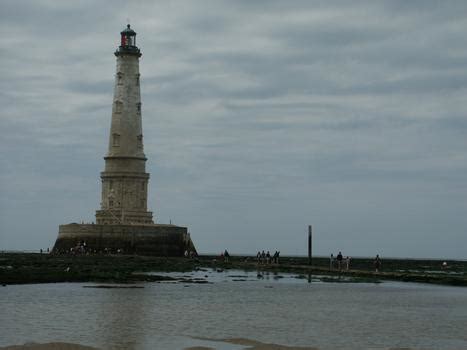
(192, 337, 319, 349)
(0, 339, 425, 350)
(0, 343, 98, 350)
(0, 339, 318, 350)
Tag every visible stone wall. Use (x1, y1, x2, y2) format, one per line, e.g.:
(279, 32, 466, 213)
(53, 223, 194, 256)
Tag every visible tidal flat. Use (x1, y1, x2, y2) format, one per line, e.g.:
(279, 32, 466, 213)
(0, 253, 466, 286)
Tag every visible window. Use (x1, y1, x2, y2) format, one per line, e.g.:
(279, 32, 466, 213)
(112, 133, 120, 147)
(115, 101, 123, 114)
(115, 101, 123, 113)
(136, 102, 141, 113)
(136, 73, 140, 85)
(117, 72, 123, 85)
(137, 134, 143, 148)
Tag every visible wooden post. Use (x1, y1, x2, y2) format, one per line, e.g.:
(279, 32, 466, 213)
(308, 225, 312, 265)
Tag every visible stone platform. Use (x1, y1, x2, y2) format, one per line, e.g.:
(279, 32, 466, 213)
(53, 223, 195, 256)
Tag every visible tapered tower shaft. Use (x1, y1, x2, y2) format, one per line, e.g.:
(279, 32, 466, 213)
(95, 25, 153, 225)
(53, 24, 196, 257)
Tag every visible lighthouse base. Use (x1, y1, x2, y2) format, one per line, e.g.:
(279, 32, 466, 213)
(52, 223, 196, 256)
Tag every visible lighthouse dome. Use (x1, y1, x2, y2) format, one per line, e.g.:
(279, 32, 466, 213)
(121, 24, 136, 36)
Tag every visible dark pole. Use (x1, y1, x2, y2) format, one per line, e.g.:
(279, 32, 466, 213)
(308, 225, 312, 265)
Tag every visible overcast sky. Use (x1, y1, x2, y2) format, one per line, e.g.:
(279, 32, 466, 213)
(1, 1, 466, 259)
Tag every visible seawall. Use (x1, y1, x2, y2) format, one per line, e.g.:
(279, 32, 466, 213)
(53, 223, 194, 256)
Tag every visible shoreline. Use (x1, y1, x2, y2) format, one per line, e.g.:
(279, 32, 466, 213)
(0, 338, 319, 350)
(0, 253, 466, 286)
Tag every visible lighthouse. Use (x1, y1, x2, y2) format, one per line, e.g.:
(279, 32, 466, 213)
(95, 25, 153, 225)
(52, 25, 196, 256)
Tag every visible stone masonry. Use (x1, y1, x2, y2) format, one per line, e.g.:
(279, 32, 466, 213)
(53, 25, 196, 256)
(95, 24, 152, 225)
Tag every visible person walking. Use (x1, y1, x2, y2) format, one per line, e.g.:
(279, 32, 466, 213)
(330, 254, 334, 270)
(374, 254, 381, 272)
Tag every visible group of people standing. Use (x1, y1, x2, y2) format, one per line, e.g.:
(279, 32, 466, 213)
(330, 251, 351, 271)
(256, 250, 280, 264)
(184, 250, 197, 258)
(330, 252, 382, 272)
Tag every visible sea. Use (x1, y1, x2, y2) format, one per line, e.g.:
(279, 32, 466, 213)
(1, 269, 466, 350)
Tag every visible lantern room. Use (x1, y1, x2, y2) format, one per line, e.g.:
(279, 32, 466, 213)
(116, 24, 141, 56)
(121, 24, 136, 47)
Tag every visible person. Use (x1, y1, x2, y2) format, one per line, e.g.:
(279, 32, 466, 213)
(337, 251, 343, 271)
(273, 251, 280, 264)
(266, 251, 271, 264)
(256, 251, 261, 263)
(345, 256, 351, 270)
(442, 261, 448, 269)
(224, 249, 230, 262)
(261, 250, 266, 264)
(374, 254, 381, 272)
(330, 254, 334, 270)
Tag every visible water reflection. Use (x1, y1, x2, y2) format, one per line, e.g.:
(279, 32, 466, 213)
(146, 268, 352, 284)
(94, 286, 148, 349)
(2, 277, 467, 350)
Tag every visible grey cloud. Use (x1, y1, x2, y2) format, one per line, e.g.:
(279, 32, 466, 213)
(1, 0, 466, 258)
(65, 80, 113, 95)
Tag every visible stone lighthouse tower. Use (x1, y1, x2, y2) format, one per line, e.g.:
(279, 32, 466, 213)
(52, 25, 196, 256)
(95, 25, 153, 225)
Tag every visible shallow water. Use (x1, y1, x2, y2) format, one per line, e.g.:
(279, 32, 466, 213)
(1, 269, 466, 350)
